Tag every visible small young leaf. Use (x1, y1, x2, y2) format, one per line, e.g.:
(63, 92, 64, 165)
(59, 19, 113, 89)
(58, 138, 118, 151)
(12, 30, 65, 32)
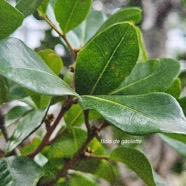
(111, 59, 180, 95)
(0, 38, 78, 97)
(80, 93, 186, 135)
(0, 156, 42, 186)
(16, 0, 44, 16)
(54, 0, 92, 34)
(109, 147, 156, 186)
(38, 49, 63, 75)
(0, 0, 24, 41)
(75, 22, 139, 95)
(7, 108, 48, 153)
(97, 7, 142, 34)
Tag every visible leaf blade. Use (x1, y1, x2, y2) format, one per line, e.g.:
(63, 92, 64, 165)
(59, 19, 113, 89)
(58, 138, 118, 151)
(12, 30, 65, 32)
(109, 147, 156, 186)
(54, 0, 92, 34)
(0, 156, 42, 186)
(75, 22, 139, 95)
(16, 0, 44, 16)
(0, 1, 24, 40)
(97, 7, 142, 34)
(111, 58, 180, 95)
(7, 108, 48, 153)
(80, 93, 186, 135)
(0, 38, 78, 97)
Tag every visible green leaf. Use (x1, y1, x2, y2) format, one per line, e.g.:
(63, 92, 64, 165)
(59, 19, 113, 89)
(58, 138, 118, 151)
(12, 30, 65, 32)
(20, 138, 41, 155)
(16, 0, 44, 16)
(72, 9, 107, 46)
(5, 105, 32, 127)
(9, 83, 27, 100)
(109, 147, 156, 186)
(166, 78, 181, 99)
(0, 75, 9, 104)
(97, 7, 142, 34)
(26, 89, 51, 109)
(64, 104, 101, 128)
(38, 0, 50, 16)
(0, 0, 24, 41)
(47, 128, 87, 159)
(0, 156, 42, 186)
(54, 0, 92, 34)
(159, 134, 186, 155)
(69, 171, 99, 186)
(80, 93, 186, 135)
(136, 27, 147, 63)
(111, 59, 180, 95)
(38, 49, 63, 75)
(7, 108, 48, 153)
(75, 22, 139, 95)
(0, 38, 78, 97)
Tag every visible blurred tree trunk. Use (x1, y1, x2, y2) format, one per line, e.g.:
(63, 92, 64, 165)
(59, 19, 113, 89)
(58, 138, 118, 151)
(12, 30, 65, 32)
(141, 0, 180, 58)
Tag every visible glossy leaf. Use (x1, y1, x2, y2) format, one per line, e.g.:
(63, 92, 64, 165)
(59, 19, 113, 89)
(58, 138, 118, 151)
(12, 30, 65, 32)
(38, 49, 63, 75)
(0, 75, 9, 104)
(160, 134, 186, 155)
(97, 7, 142, 34)
(109, 147, 156, 186)
(9, 83, 27, 100)
(0, 38, 78, 97)
(5, 105, 32, 127)
(0, 156, 42, 186)
(166, 78, 181, 99)
(0, 0, 24, 40)
(80, 93, 186, 135)
(75, 22, 139, 95)
(54, 0, 92, 34)
(7, 108, 48, 153)
(111, 59, 180, 95)
(16, 0, 44, 16)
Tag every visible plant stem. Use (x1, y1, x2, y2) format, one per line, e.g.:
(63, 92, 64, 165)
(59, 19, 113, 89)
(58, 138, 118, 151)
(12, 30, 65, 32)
(40, 14, 76, 60)
(84, 110, 91, 133)
(27, 97, 72, 158)
(44, 120, 109, 185)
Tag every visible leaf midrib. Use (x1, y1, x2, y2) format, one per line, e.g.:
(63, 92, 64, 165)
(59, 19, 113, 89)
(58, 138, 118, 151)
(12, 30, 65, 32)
(90, 25, 130, 94)
(85, 95, 159, 122)
(64, 0, 79, 33)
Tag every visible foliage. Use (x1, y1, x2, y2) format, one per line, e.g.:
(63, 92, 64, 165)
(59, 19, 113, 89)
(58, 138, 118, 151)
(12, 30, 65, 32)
(0, 0, 186, 185)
